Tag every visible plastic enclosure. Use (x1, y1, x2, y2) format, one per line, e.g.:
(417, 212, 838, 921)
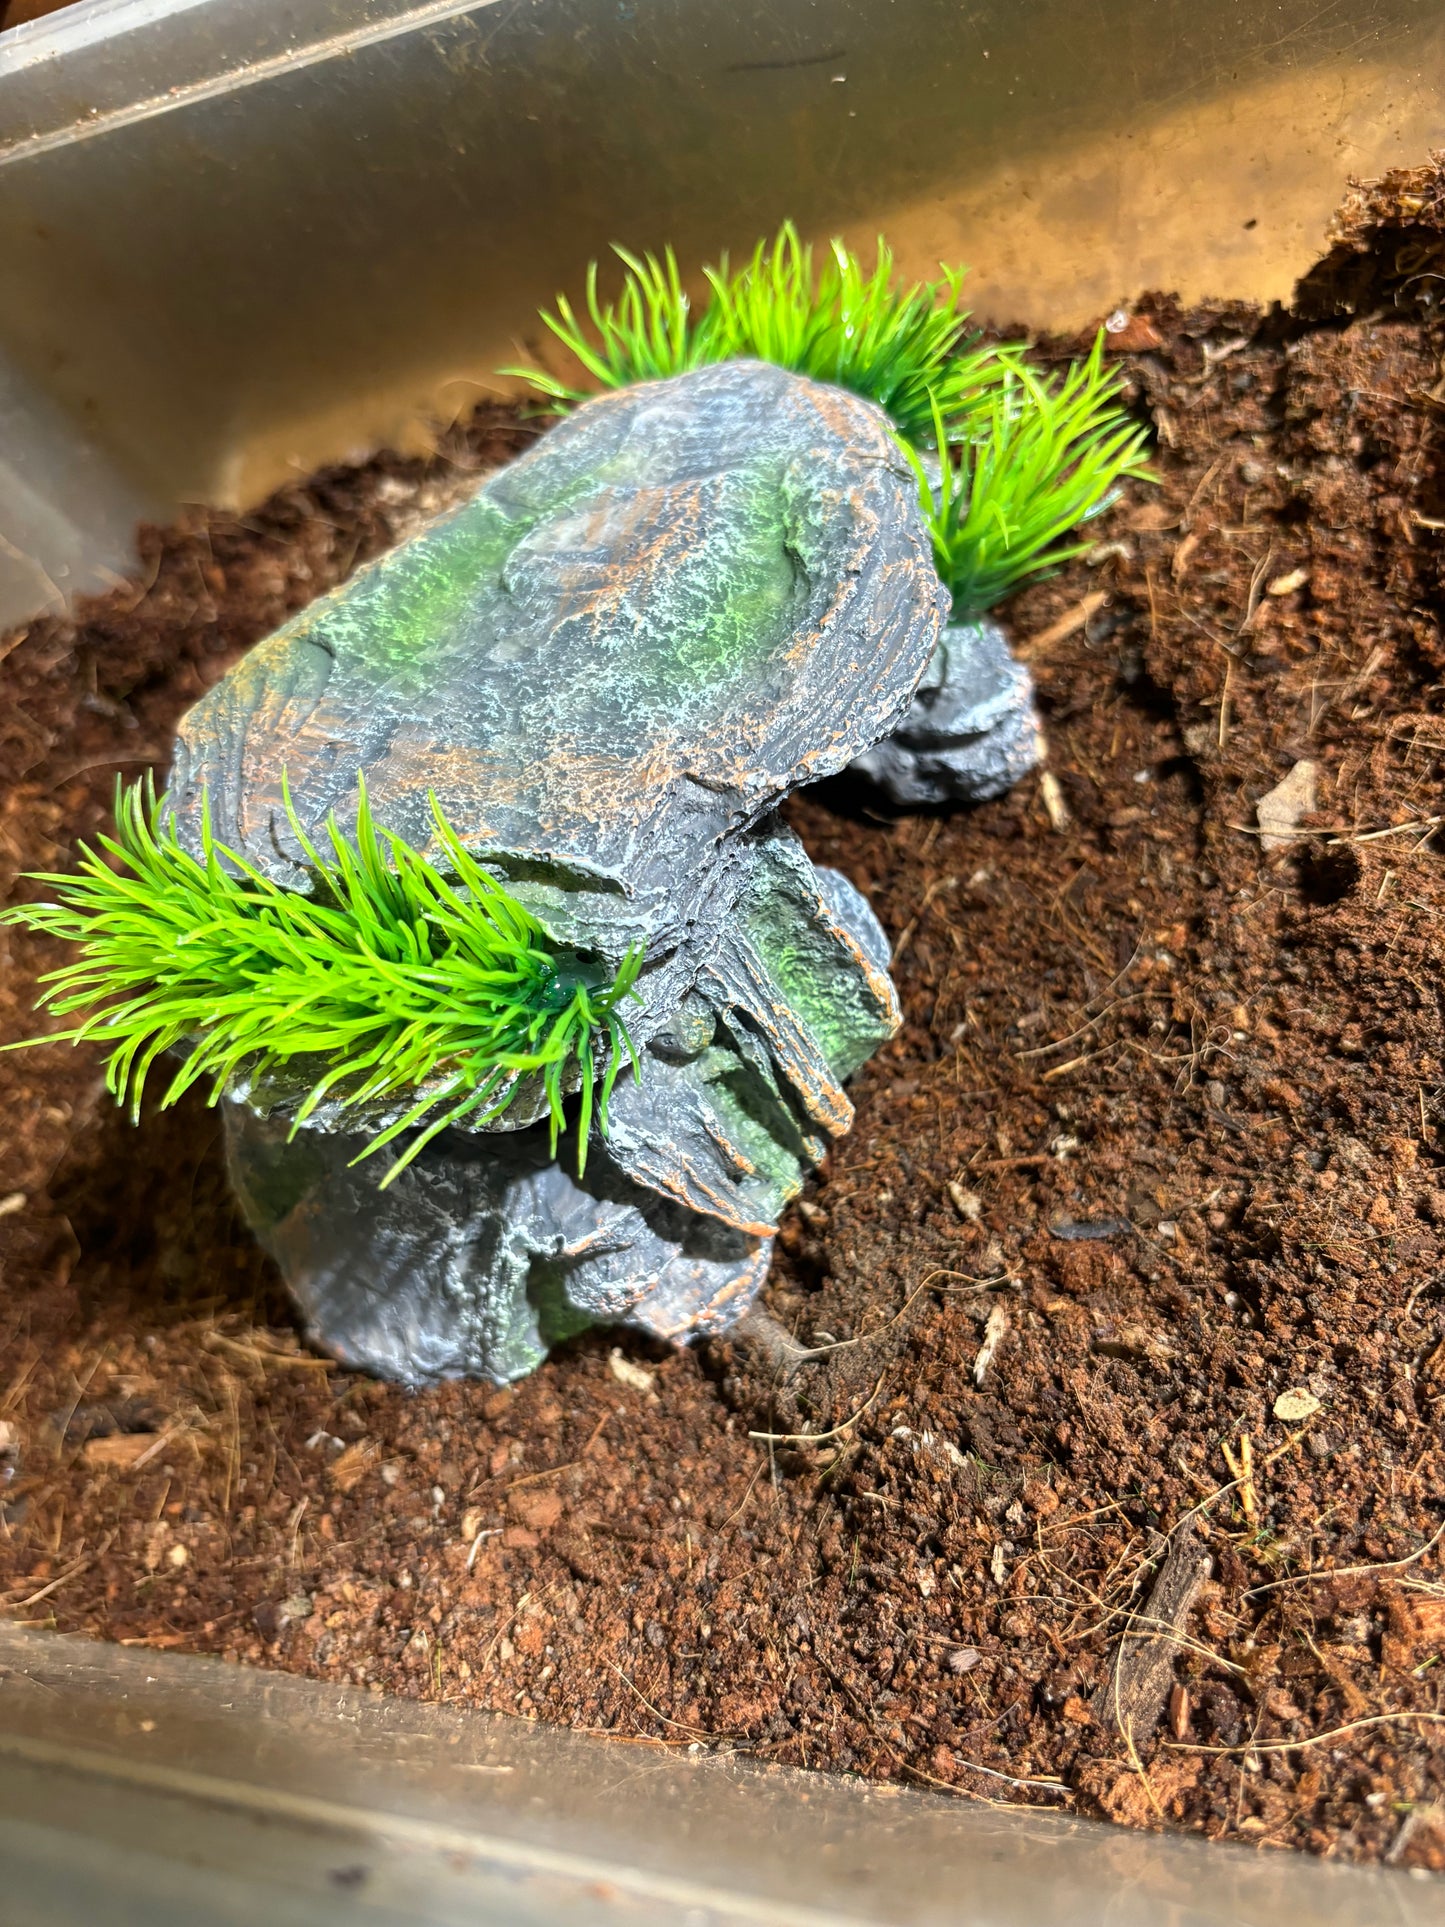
(2, 2, 1445, 1920)
(1, 1625, 1440, 1926)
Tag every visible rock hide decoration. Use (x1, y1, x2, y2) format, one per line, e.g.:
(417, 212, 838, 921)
(849, 618, 1038, 808)
(169, 361, 950, 1382)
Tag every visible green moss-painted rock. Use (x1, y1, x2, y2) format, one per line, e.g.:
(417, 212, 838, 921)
(173, 362, 944, 1381)
(170, 360, 943, 953)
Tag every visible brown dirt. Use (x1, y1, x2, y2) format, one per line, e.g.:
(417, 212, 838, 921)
(0, 1, 80, 31)
(3, 168, 1445, 1871)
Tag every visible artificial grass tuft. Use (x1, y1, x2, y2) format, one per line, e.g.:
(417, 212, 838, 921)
(909, 334, 1154, 617)
(508, 222, 1005, 448)
(3, 778, 641, 1185)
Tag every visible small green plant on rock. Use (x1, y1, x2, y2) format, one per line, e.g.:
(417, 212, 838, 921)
(511, 224, 999, 448)
(3, 777, 641, 1184)
(911, 337, 1152, 617)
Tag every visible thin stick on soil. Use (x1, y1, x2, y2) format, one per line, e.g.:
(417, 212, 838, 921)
(506, 1459, 583, 1491)
(891, 874, 958, 964)
(1246, 1517, 1445, 1599)
(1, 1352, 42, 1417)
(607, 1662, 714, 1741)
(803, 1267, 1002, 1369)
(1237, 547, 1274, 638)
(898, 1741, 1073, 1801)
(1164, 1425, 1313, 1544)
(475, 1582, 557, 1677)
(1, 1537, 111, 1612)
(748, 1373, 887, 1446)
(2, 1565, 85, 1613)
(1014, 992, 1146, 1059)
(1167, 1711, 1445, 1757)
(1015, 591, 1107, 659)
(204, 1332, 333, 1372)
(718, 1459, 768, 1531)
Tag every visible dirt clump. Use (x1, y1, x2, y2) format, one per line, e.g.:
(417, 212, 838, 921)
(3, 178, 1444, 1865)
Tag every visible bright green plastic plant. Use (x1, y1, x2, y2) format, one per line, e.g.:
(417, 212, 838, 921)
(509, 221, 1152, 612)
(910, 336, 1152, 618)
(3, 777, 641, 1185)
(509, 244, 723, 400)
(508, 223, 1005, 448)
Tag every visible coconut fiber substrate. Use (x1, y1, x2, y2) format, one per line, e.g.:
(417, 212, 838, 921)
(3, 164, 1445, 1870)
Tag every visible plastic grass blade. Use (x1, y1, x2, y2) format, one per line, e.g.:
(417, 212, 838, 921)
(2, 776, 642, 1186)
(504, 220, 1000, 448)
(909, 333, 1153, 616)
